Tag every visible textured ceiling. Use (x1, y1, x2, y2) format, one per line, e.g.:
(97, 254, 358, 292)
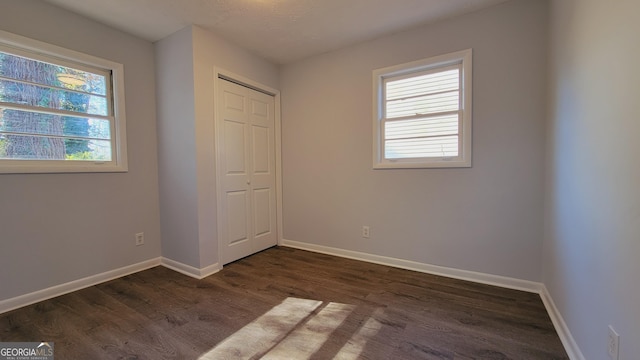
(43, 0, 509, 64)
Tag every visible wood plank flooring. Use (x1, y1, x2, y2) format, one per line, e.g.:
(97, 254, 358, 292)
(0, 247, 568, 359)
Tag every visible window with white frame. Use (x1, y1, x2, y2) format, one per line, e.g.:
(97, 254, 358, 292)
(0, 30, 127, 173)
(373, 49, 472, 169)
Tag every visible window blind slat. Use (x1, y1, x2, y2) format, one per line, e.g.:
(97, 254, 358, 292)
(385, 135, 458, 159)
(386, 91, 459, 118)
(0, 106, 111, 140)
(386, 69, 459, 101)
(381, 63, 462, 159)
(0, 133, 112, 160)
(385, 114, 458, 140)
(374, 49, 470, 167)
(0, 50, 107, 96)
(0, 79, 108, 116)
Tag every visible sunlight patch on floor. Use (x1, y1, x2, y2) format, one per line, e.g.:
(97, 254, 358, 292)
(198, 297, 382, 360)
(261, 302, 355, 359)
(333, 309, 384, 359)
(198, 297, 321, 359)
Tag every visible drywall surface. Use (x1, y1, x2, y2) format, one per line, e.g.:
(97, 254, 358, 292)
(0, 0, 161, 300)
(155, 26, 200, 267)
(191, 25, 279, 268)
(155, 25, 279, 269)
(280, 0, 548, 281)
(545, 0, 640, 358)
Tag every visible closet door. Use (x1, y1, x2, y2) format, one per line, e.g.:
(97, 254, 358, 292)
(218, 79, 277, 264)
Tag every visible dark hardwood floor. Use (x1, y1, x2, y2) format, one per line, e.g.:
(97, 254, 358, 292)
(0, 247, 568, 359)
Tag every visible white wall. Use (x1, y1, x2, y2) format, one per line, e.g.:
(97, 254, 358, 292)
(0, 0, 161, 300)
(5, 2, 639, 357)
(280, 0, 548, 281)
(156, 25, 279, 269)
(155, 27, 200, 267)
(191, 26, 279, 268)
(545, 0, 640, 358)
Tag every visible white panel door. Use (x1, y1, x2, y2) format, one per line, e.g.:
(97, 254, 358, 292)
(218, 79, 277, 264)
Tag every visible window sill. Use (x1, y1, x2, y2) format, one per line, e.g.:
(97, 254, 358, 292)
(373, 159, 471, 169)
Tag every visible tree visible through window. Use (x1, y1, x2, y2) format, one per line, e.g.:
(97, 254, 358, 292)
(0, 52, 110, 160)
(0, 30, 127, 173)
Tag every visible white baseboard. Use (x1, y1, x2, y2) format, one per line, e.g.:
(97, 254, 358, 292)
(160, 257, 221, 279)
(540, 285, 586, 360)
(281, 239, 587, 359)
(0, 257, 223, 315)
(281, 239, 541, 293)
(0, 257, 162, 315)
(0, 242, 583, 360)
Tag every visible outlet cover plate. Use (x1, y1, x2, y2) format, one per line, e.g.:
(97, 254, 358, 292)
(362, 226, 370, 238)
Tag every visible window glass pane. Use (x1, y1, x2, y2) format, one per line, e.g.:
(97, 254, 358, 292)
(385, 135, 458, 159)
(73, 139, 112, 161)
(0, 79, 108, 116)
(385, 114, 458, 140)
(386, 69, 459, 101)
(0, 31, 127, 172)
(0, 107, 112, 161)
(374, 49, 471, 168)
(386, 91, 458, 119)
(0, 51, 106, 95)
(0, 133, 112, 161)
(0, 107, 111, 139)
(0, 133, 66, 159)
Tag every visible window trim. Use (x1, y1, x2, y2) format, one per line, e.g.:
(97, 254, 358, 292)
(0, 29, 128, 174)
(372, 49, 472, 169)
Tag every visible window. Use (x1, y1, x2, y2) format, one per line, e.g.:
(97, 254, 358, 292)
(373, 49, 472, 169)
(0, 30, 127, 173)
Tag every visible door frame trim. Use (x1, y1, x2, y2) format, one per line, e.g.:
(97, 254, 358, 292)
(213, 67, 283, 266)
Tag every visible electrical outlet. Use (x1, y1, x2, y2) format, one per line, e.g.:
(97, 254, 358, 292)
(608, 325, 619, 360)
(135, 232, 145, 246)
(362, 226, 370, 238)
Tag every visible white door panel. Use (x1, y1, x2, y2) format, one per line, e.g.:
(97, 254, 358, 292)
(224, 90, 245, 112)
(224, 120, 247, 174)
(253, 188, 272, 236)
(252, 125, 270, 174)
(218, 79, 277, 264)
(226, 191, 249, 244)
